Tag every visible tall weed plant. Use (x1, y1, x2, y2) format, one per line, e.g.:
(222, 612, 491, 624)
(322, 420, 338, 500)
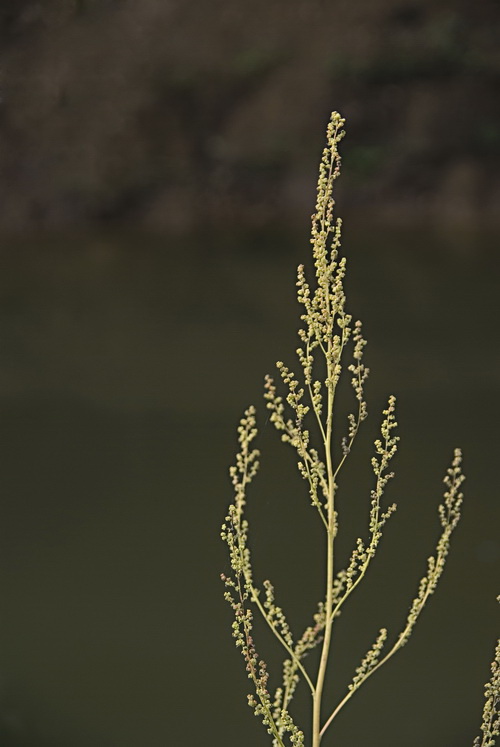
(221, 112, 499, 746)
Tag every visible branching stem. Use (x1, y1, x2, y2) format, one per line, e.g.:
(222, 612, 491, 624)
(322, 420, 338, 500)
(221, 112, 467, 747)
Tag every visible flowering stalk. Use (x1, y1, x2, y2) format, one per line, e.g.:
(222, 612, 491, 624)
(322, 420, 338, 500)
(218, 112, 492, 746)
(473, 599, 500, 747)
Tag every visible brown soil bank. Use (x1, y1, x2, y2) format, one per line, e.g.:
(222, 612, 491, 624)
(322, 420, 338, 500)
(1, 0, 499, 234)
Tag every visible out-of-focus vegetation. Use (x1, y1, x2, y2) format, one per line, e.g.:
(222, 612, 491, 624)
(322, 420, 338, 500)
(1, 0, 499, 234)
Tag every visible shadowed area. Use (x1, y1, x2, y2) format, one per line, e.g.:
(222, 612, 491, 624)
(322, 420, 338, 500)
(0, 229, 498, 745)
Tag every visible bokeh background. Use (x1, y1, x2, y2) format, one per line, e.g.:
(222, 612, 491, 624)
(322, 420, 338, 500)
(0, 1, 499, 746)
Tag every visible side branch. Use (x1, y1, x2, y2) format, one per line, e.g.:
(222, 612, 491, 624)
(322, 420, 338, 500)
(473, 596, 500, 747)
(320, 448, 464, 737)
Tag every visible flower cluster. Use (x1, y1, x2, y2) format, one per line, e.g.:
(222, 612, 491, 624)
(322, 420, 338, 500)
(473, 598, 500, 747)
(348, 628, 388, 693)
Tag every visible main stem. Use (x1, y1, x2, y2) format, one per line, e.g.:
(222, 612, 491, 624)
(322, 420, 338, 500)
(312, 351, 336, 747)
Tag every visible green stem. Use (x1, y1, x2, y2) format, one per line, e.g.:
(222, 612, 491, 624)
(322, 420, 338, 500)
(312, 342, 336, 747)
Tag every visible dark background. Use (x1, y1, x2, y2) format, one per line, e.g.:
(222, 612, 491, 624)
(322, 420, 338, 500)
(0, 1, 498, 746)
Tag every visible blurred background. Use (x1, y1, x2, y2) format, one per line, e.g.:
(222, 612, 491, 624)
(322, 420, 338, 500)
(0, 0, 499, 745)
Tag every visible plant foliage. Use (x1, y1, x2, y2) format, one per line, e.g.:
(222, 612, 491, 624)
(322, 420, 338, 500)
(221, 111, 499, 745)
